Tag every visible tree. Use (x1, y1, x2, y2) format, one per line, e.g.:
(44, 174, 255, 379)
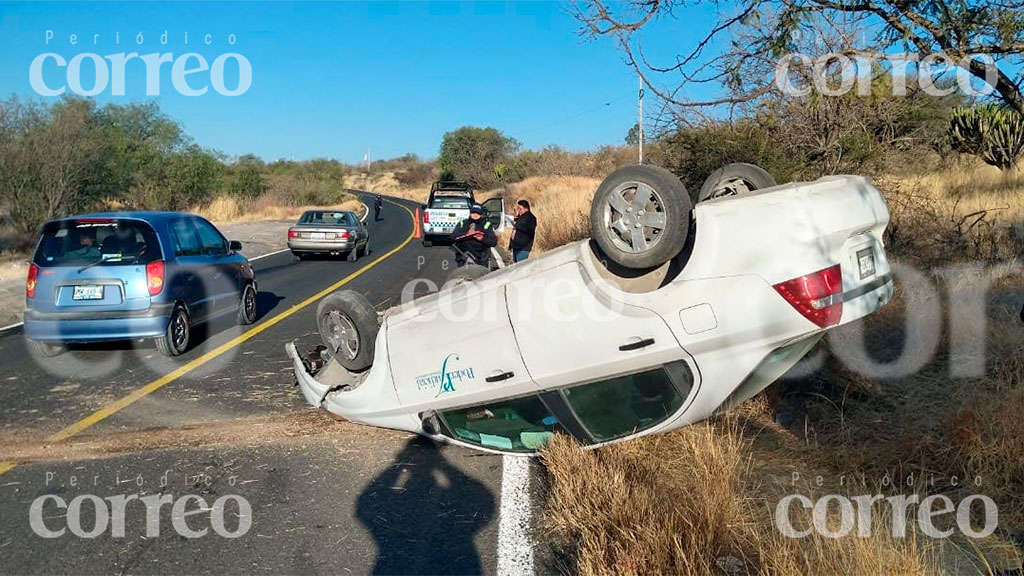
(437, 126, 521, 188)
(230, 163, 267, 200)
(625, 123, 641, 146)
(573, 0, 1024, 115)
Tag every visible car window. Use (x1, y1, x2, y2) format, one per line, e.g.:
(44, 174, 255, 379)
(431, 197, 471, 210)
(33, 218, 162, 267)
(440, 395, 564, 452)
(193, 219, 227, 255)
(561, 367, 686, 442)
(169, 219, 203, 257)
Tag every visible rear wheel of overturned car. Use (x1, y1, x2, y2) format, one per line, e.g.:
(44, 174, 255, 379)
(590, 164, 693, 270)
(317, 290, 379, 371)
(25, 338, 64, 358)
(236, 282, 258, 325)
(443, 264, 489, 289)
(697, 162, 777, 203)
(155, 305, 190, 357)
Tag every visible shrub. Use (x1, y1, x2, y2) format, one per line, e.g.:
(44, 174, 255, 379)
(949, 104, 1024, 171)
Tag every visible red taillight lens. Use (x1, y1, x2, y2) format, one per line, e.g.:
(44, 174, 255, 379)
(340, 231, 350, 239)
(288, 229, 300, 238)
(146, 260, 165, 296)
(773, 264, 843, 328)
(422, 211, 430, 223)
(26, 264, 38, 299)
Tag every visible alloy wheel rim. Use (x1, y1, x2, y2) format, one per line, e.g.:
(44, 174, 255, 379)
(602, 181, 668, 254)
(325, 311, 359, 360)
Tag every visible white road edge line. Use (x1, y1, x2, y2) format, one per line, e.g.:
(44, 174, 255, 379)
(492, 247, 506, 269)
(249, 248, 289, 262)
(0, 321, 24, 333)
(497, 455, 535, 576)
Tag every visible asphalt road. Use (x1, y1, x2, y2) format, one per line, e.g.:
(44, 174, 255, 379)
(0, 196, 538, 575)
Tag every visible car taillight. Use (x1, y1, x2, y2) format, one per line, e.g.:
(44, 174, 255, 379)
(772, 264, 843, 328)
(146, 260, 165, 296)
(340, 231, 350, 239)
(288, 229, 300, 238)
(423, 211, 430, 223)
(26, 264, 38, 299)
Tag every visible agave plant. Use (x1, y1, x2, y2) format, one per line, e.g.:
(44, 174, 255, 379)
(949, 104, 1024, 171)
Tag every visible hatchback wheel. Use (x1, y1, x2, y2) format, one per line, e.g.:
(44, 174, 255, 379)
(156, 306, 190, 356)
(316, 290, 379, 371)
(26, 338, 64, 358)
(237, 283, 258, 325)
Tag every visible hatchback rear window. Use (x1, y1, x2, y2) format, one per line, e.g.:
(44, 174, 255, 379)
(33, 219, 163, 268)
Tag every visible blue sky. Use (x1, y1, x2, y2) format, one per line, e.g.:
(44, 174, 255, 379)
(0, 1, 718, 162)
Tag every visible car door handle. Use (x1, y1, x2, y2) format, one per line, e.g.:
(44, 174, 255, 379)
(619, 337, 655, 351)
(485, 370, 515, 383)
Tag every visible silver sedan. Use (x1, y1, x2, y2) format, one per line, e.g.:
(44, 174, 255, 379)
(287, 210, 369, 261)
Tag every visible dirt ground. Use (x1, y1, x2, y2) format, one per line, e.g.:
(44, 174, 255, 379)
(0, 219, 297, 327)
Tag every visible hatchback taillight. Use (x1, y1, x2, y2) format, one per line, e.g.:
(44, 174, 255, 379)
(146, 261, 165, 296)
(26, 264, 38, 299)
(772, 264, 843, 328)
(288, 229, 300, 238)
(340, 231, 350, 239)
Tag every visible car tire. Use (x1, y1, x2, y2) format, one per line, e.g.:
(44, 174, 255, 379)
(316, 290, 378, 371)
(155, 305, 190, 357)
(26, 338, 63, 358)
(293, 251, 307, 261)
(347, 248, 358, 262)
(590, 164, 692, 270)
(236, 282, 258, 325)
(358, 241, 368, 258)
(422, 239, 433, 248)
(443, 264, 489, 290)
(697, 162, 777, 203)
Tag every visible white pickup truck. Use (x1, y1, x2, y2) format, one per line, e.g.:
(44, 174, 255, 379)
(421, 194, 504, 247)
(288, 163, 893, 455)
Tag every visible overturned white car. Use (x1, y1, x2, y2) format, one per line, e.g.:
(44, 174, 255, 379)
(287, 164, 893, 454)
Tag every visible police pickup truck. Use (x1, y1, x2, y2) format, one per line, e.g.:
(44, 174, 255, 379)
(421, 181, 503, 246)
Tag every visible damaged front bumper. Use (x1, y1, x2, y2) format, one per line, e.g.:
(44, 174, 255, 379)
(285, 341, 335, 407)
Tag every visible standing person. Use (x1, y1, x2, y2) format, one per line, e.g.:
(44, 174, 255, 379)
(451, 204, 497, 268)
(509, 199, 536, 263)
(373, 194, 383, 221)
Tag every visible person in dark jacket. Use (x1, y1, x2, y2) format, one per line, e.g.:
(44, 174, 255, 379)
(373, 194, 383, 221)
(451, 204, 497, 267)
(509, 199, 536, 262)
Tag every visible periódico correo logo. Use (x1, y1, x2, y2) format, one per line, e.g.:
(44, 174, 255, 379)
(29, 30, 252, 97)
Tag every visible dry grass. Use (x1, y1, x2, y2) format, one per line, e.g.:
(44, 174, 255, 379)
(192, 194, 364, 224)
(541, 413, 941, 575)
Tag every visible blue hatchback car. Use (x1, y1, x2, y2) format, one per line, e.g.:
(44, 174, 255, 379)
(24, 212, 258, 357)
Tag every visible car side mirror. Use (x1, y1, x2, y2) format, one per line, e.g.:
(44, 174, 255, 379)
(229, 240, 243, 252)
(421, 411, 442, 436)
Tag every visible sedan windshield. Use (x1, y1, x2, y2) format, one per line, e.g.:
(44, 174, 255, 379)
(33, 219, 162, 268)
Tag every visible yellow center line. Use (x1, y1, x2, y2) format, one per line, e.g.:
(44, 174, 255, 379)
(0, 201, 415, 478)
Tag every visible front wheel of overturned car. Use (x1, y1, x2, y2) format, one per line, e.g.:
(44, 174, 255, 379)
(155, 305, 190, 357)
(317, 290, 379, 371)
(590, 164, 692, 270)
(698, 162, 777, 203)
(237, 282, 258, 325)
(26, 338, 64, 358)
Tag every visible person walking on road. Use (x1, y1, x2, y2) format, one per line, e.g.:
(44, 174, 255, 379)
(451, 204, 497, 268)
(509, 199, 536, 263)
(373, 194, 383, 221)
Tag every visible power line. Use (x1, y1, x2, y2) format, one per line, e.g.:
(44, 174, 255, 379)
(519, 91, 635, 136)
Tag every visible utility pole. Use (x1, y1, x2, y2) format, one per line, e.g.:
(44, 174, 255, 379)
(638, 70, 644, 164)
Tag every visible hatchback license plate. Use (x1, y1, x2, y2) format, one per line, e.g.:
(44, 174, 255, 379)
(309, 232, 326, 240)
(73, 285, 104, 300)
(857, 248, 875, 279)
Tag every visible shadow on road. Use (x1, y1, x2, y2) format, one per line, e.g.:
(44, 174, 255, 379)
(356, 437, 495, 575)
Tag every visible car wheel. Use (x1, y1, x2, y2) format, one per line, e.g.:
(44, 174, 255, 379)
(26, 338, 63, 357)
(347, 248, 358, 262)
(697, 162, 777, 203)
(443, 264, 490, 290)
(155, 305, 190, 357)
(293, 251, 307, 261)
(422, 239, 433, 247)
(236, 283, 258, 325)
(590, 164, 692, 270)
(316, 290, 379, 371)
(358, 241, 368, 258)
